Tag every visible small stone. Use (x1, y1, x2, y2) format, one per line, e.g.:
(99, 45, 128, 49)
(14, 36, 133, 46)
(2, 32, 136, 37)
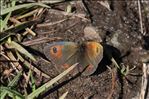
(84, 26, 102, 42)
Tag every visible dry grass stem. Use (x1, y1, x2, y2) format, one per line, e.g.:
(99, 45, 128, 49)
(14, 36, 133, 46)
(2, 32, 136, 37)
(138, 0, 144, 35)
(37, 18, 68, 27)
(22, 37, 62, 46)
(140, 63, 148, 99)
(49, 9, 89, 21)
(9, 17, 36, 36)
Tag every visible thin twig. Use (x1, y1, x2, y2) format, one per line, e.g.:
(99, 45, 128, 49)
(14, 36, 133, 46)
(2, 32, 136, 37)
(140, 63, 148, 99)
(138, 0, 144, 35)
(0, 52, 19, 72)
(16, 52, 50, 78)
(107, 66, 117, 99)
(48, 9, 89, 21)
(16, 9, 38, 20)
(9, 17, 36, 36)
(22, 37, 62, 46)
(36, 18, 68, 27)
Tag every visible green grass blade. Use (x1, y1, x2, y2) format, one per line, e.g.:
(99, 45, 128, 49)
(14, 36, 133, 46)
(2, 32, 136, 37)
(2, 12, 11, 31)
(0, 71, 22, 99)
(27, 63, 78, 98)
(0, 86, 24, 99)
(8, 71, 22, 86)
(1, 0, 16, 31)
(0, 32, 15, 44)
(7, 41, 36, 61)
(1, 2, 50, 15)
(30, 71, 36, 91)
(28, 69, 36, 92)
(0, 19, 4, 32)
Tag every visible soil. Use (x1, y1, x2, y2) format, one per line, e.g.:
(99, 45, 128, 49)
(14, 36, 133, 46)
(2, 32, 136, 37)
(28, 1, 149, 99)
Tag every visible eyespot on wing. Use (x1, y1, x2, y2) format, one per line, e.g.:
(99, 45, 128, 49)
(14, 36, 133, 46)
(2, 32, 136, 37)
(44, 44, 64, 61)
(81, 41, 103, 75)
(85, 42, 103, 58)
(43, 42, 78, 65)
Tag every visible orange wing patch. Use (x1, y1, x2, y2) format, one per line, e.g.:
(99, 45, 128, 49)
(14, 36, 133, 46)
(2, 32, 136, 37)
(86, 42, 102, 57)
(62, 63, 76, 74)
(62, 63, 70, 69)
(49, 45, 63, 59)
(86, 64, 94, 72)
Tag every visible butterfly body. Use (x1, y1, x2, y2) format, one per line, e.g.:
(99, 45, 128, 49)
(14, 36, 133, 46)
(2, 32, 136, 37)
(44, 41, 103, 76)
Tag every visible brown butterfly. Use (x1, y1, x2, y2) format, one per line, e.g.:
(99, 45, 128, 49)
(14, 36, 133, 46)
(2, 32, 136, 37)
(44, 41, 103, 76)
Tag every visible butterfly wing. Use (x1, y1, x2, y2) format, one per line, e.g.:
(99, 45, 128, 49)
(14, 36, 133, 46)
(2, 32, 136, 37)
(43, 42, 78, 72)
(79, 41, 103, 76)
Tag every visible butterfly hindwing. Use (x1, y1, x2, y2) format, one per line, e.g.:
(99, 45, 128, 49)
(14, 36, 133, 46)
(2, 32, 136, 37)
(79, 41, 103, 75)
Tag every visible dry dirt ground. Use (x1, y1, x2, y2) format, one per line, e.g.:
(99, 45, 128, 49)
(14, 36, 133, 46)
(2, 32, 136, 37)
(24, 1, 149, 99)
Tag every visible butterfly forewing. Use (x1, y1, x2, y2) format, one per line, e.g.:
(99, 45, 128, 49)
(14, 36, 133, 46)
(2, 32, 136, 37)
(44, 42, 78, 72)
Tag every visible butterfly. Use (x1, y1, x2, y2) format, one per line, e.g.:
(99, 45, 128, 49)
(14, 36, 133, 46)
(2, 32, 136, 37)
(43, 41, 103, 76)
